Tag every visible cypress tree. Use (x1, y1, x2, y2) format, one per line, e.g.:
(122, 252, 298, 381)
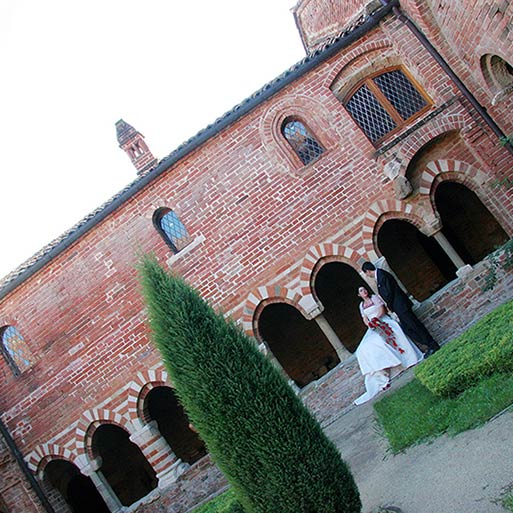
(139, 256, 361, 513)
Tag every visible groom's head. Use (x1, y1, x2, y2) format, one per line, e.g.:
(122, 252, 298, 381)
(361, 261, 376, 277)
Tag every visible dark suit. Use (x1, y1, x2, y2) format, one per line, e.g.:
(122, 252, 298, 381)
(376, 268, 439, 351)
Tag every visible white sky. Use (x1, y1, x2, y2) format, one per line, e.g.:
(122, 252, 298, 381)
(0, 0, 305, 280)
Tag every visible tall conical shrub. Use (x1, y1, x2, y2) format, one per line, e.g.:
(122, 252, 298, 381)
(139, 256, 361, 513)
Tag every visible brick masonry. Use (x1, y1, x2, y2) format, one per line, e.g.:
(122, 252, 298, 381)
(1, 1, 513, 512)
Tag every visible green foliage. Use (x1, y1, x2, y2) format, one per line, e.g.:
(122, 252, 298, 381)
(499, 134, 513, 147)
(480, 238, 513, 292)
(503, 491, 513, 513)
(192, 490, 245, 513)
(491, 176, 513, 190)
(139, 256, 361, 513)
(374, 372, 513, 453)
(414, 299, 513, 397)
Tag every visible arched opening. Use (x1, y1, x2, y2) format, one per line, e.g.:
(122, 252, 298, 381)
(44, 459, 109, 513)
(405, 131, 461, 192)
(92, 424, 157, 507)
(313, 262, 368, 352)
(435, 181, 509, 264)
(258, 303, 340, 387)
(145, 386, 207, 465)
(480, 54, 513, 95)
(377, 219, 456, 301)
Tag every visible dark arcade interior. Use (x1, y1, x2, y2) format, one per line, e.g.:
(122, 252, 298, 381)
(44, 459, 109, 513)
(435, 181, 509, 264)
(258, 303, 340, 387)
(377, 219, 455, 301)
(92, 424, 157, 507)
(146, 386, 207, 465)
(313, 261, 369, 353)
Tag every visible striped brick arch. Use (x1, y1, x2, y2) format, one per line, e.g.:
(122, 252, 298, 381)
(26, 444, 76, 473)
(362, 200, 429, 258)
(299, 243, 363, 297)
(419, 160, 489, 196)
(126, 368, 170, 422)
(75, 408, 132, 457)
(242, 285, 304, 338)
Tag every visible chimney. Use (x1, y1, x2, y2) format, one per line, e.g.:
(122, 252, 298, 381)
(115, 119, 158, 175)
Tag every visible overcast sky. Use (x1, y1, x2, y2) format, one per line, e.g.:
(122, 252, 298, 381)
(0, 0, 305, 280)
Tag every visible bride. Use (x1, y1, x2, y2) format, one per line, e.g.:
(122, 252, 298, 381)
(353, 285, 423, 405)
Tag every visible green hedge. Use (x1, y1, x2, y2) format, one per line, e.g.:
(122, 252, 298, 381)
(415, 299, 513, 397)
(192, 490, 244, 513)
(140, 256, 361, 513)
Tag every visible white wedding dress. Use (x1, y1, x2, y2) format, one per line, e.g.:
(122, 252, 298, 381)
(353, 295, 424, 405)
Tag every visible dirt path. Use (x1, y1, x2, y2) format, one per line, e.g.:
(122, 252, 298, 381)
(323, 372, 513, 513)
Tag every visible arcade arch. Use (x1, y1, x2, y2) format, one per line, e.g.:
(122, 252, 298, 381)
(143, 385, 207, 465)
(376, 218, 455, 301)
(434, 181, 509, 264)
(312, 260, 369, 353)
(90, 423, 157, 507)
(256, 302, 340, 388)
(42, 459, 109, 513)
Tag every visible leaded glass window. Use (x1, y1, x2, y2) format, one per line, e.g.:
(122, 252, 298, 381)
(156, 209, 190, 254)
(281, 119, 324, 165)
(344, 67, 430, 144)
(1, 326, 32, 375)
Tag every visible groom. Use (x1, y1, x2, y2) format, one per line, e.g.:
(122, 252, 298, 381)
(362, 262, 440, 357)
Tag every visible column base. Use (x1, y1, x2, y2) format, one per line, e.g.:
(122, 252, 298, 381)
(456, 264, 473, 278)
(157, 460, 190, 490)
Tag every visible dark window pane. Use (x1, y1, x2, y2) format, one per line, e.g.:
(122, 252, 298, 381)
(374, 70, 427, 120)
(159, 211, 189, 253)
(345, 84, 397, 142)
(2, 326, 31, 372)
(282, 120, 324, 165)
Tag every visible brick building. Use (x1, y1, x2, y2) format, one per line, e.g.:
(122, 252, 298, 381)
(1, 1, 513, 512)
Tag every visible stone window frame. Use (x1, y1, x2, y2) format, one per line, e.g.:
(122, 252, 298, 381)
(342, 65, 432, 146)
(153, 207, 193, 255)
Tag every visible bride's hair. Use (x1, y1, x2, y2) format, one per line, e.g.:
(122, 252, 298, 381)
(358, 285, 373, 298)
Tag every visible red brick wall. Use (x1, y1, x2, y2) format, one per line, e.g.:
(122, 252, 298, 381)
(0, 436, 45, 513)
(0, 5, 513, 512)
(402, 0, 513, 144)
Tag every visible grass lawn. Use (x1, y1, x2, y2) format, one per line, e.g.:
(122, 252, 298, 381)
(504, 493, 513, 513)
(374, 371, 513, 453)
(191, 489, 243, 513)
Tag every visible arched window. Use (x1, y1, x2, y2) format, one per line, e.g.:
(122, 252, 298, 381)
(281, 119, 324, 165)
(1, 326, 32, 375)
(344, 67, 430, 144)
(153, 208, 191, 254)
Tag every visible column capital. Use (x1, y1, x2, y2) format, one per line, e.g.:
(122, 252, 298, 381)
(129, 420, 160, 445)
(78, 457, 102, 476)
(298, 294, 323, 319)
(419, 216, 442, 237)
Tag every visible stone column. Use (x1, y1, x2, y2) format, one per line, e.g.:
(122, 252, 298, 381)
(129, 421, 189, 490)
(79, 458, 123, 513)
(314, 314, 352, 361)
(432, 230, 472, 276)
